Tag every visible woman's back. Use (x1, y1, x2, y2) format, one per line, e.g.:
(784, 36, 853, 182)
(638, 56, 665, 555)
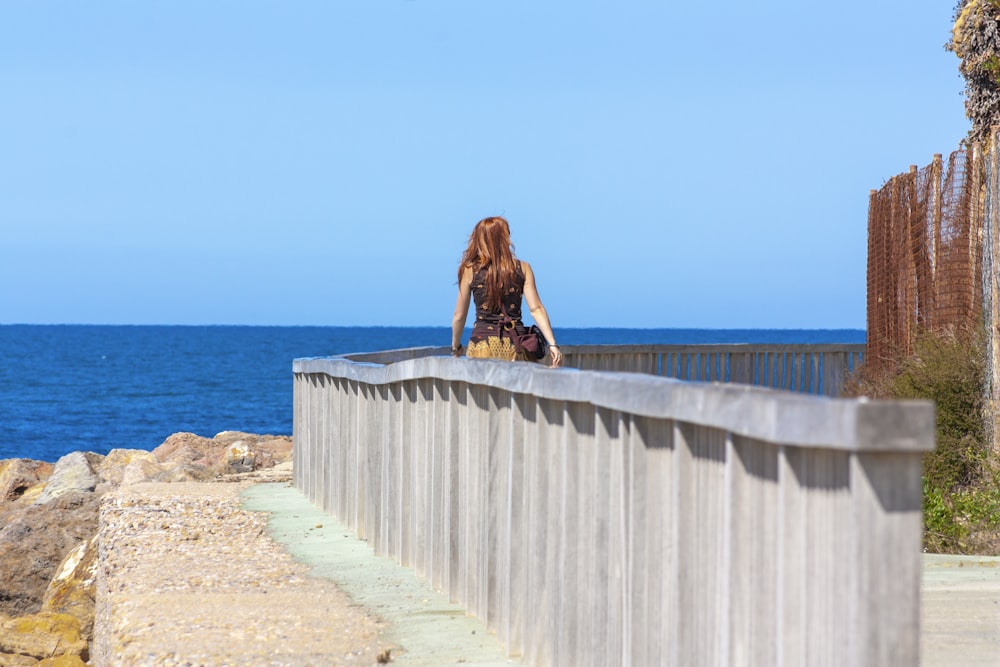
(470, 262, 525, 324)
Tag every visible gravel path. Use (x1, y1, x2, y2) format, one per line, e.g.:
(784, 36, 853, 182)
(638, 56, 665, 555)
(93, 475, 390, 666)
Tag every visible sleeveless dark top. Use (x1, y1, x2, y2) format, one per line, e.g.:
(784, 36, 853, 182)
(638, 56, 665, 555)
(469, 262, 526, 343)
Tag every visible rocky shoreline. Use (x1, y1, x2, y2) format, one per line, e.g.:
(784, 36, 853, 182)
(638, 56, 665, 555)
(0, 431, 293, 666)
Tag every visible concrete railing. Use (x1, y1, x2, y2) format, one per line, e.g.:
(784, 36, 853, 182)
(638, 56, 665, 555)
(293, 345, 931, 666)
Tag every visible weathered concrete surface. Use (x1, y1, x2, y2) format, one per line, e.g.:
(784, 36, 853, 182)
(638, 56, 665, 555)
(91, 474, 518, 666)
(922, 554, 1000, 666)
(93, 474, 386, 666)
(242, 482, 521, 667)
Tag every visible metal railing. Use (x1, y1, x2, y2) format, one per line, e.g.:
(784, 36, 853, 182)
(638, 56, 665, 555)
(560, 343, 865, 396)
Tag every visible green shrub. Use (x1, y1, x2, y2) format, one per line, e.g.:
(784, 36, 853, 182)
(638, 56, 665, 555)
(923, 479, 1000, 554)
(888, 331, 987, 490)
(846, 328, 1000, 554)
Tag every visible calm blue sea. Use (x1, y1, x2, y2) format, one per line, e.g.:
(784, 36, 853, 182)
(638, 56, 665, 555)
(0, 325, 865, 463)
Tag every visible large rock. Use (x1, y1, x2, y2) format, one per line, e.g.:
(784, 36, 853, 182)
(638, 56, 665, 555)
(41, 536, 98, 637)
(0, 492, 100, 617)
(36, 655, 88, 666)
(152, 463, 215, 483)
(0, 612, 87, 661)
(152, 431, 292, 474)
(97, 449, 162, 486)
(0, 650, 40, 666)
(32, 454, 99, 506)
(0, 459, 53, 502)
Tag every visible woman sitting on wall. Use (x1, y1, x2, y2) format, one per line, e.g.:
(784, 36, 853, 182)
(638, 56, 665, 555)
(451, 216, 563, 367)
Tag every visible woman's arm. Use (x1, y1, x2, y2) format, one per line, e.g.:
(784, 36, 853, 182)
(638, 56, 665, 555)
(451, 265, 473, 355)
(521, 261, 563, 367)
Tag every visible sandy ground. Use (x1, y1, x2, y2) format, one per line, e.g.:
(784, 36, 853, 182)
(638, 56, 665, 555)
(922, 553, 1000, 667)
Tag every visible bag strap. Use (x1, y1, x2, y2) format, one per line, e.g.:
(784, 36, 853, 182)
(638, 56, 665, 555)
(497, 298, 528, 350)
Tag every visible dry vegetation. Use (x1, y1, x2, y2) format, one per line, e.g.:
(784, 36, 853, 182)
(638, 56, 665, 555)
(845, 329, 1000, 554)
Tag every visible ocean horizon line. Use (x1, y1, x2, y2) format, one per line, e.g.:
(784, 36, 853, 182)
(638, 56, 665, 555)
(0, 322, 867, 332)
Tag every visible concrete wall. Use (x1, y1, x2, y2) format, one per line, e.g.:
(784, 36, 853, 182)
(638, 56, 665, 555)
(293, 347, 931, 666)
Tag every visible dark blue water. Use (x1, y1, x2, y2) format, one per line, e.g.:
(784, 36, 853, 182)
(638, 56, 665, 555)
(0, 325, 864, 462)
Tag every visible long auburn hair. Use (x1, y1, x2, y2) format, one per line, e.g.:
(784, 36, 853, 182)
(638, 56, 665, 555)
(458, 216, 520, 311)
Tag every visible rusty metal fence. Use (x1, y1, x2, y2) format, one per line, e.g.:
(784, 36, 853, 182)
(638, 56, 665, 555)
(866, 147, 982, 376)
(868, 128, 1000, 453)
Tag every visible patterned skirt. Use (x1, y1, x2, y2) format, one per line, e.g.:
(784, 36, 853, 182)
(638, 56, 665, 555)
(466, 335, 534, 362)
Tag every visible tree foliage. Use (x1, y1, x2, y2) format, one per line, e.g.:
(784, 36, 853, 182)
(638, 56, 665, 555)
(950, 0, 1000, 142)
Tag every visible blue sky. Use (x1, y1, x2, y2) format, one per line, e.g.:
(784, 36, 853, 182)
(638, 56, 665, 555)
(0, 2, 970, 328)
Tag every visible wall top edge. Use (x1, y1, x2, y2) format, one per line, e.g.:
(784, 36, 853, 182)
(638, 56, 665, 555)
(292, 351, 932, 453)
(334, 343, 865, 363)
